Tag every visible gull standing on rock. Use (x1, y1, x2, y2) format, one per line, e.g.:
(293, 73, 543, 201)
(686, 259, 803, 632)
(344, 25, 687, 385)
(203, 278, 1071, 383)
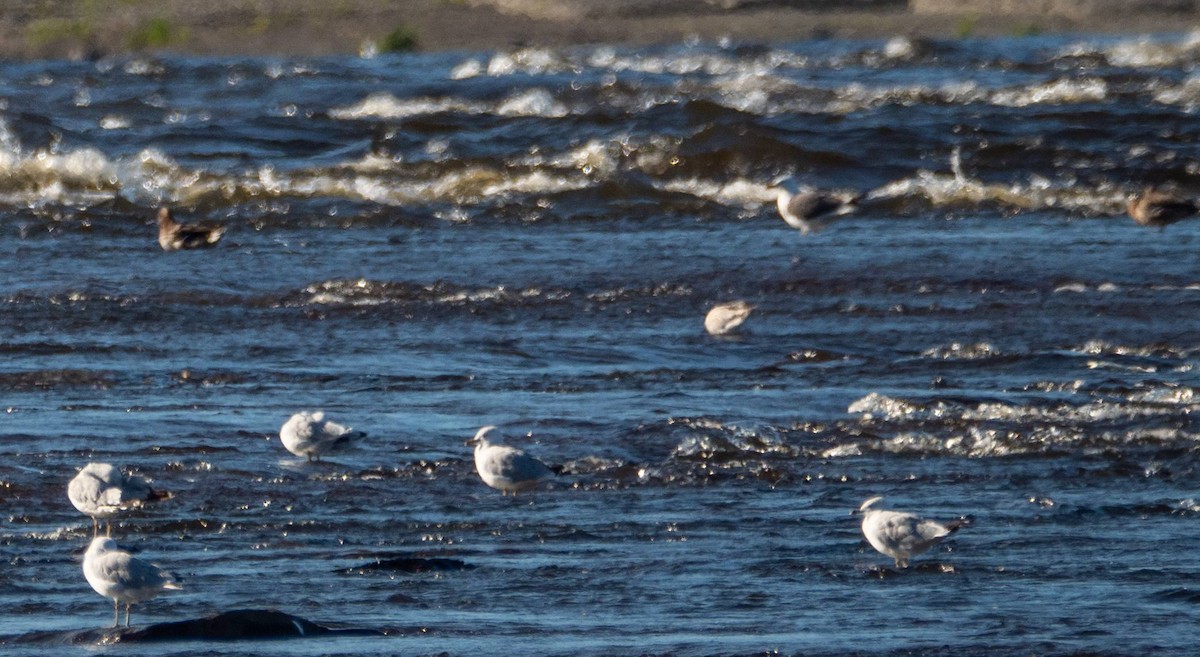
(1126, 187, 1199, 229)
(156, 206, 225, 251)
(279, 411, 366, 462)
(856, 496, 969, 569)
(466, 426, 556, 495)
(68, 463, 165, 537)
(704, 300, 753, 336)
(774, 178, 859, 234)
(83, 536, 182, 628)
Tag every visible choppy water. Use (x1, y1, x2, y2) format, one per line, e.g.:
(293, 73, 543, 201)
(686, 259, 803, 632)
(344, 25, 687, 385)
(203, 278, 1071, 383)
(4, 31, 1200, 656)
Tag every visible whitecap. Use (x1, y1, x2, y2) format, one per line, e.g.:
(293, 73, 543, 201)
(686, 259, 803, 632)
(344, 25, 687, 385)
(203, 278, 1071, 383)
(496, 88, 569, 118)
(329, 92, 479, 120)
(991, 78, 1108, 107)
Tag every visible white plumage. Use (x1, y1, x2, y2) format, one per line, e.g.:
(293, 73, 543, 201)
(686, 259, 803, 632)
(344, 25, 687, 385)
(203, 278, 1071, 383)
(67, 463, 160, 537)
(774, 179, 858, 234)
(279, 411, 365, 462)
(857, 496, 968, 568)
(83, 536, 182, 628)
(466, 426, 555, 495)
(704, 300, 753, 336)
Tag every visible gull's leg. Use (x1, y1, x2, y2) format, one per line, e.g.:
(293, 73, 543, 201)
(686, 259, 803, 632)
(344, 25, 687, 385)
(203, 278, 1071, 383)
(91, 517, 99, 537)
(112, 599, 120, 628)
(124, 603, 131, 628)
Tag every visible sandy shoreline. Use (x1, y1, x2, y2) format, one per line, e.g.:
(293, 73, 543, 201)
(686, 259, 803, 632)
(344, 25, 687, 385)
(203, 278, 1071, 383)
(3, 0, 1200, 60)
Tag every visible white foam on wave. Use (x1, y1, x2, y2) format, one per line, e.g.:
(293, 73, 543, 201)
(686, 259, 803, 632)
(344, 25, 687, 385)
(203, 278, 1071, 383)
(329, 92, 481, 119)
(922, 342, 1000, 360)
(1060, 31, 1200, 68)
(1054, 282, 1122, 294)
(329, 88, 568, 120)
(450, 59, 484, 80)
(517, 139, 622, 177)
(871, 168, 1124, 214)
(497, 88, 569, 117)
(1152, 75, 1200, 110)
(991, 77, 1108, 107)
(832, 81, 985, 114)
(485, 47, 567, 76)
(0, 130, 128, 206)
(847, 392, 921, 419)
(655, 177, 777, 207)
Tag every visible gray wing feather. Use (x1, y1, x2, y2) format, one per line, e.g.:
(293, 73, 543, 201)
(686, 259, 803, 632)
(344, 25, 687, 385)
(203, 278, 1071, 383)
(488, 447, 552, 482)
(101, 552, 174, 592)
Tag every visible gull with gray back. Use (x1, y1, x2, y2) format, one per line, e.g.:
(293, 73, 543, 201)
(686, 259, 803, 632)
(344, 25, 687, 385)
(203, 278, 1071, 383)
(856, 496, 969, 569)
(465, 425, 556, 495)
(279, 410, 366, 462)
(68, 463, 164, 537)
(83, 536, 182, 628)
(774, 178, 860, 234)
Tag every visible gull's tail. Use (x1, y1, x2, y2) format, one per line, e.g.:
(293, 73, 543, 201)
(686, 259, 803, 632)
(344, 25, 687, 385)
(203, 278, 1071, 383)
(161, 570, 184, 590)
(943, 515, 974, 533)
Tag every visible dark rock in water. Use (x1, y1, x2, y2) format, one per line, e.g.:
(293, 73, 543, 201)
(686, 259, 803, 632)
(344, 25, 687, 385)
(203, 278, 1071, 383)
(30, 609, 383, 644)
(343, 555, 475, 574)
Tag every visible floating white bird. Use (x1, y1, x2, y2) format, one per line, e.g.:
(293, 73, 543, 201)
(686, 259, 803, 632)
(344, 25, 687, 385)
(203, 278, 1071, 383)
(156, 206, 225, 251)
(279, 411, 366, 462)
(857, 496, 969, 568)
(83, 536, 182, 628)
(774, 179, 859, 234)
(465, 426, 556, 495)
(704, 300, 753, 336)
(68, 463, 164, 537)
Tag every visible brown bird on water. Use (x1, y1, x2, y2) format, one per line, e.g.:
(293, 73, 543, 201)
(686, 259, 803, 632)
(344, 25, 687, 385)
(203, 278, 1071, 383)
(1126, 188, 1199, 229)
(155, 207, 225, 251)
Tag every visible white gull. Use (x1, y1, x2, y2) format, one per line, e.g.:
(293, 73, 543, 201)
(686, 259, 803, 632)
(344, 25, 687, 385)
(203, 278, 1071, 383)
(466, 425, 556, 495)
(774, 179, 859, 234)
(67, 463, 163, 537)
(279, 411, 366, 462)
(704, 300, 753, 336)
(856, 496, 969, 568)
(83, 536, 182, 628)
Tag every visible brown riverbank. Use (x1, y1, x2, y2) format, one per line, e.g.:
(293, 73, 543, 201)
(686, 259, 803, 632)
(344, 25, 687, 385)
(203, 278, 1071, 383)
(4, 0, 1200, 60)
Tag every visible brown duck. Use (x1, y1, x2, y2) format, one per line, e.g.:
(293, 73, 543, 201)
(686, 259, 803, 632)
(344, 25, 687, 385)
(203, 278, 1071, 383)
(156, 207, 225, 251)
(1127, 188, 1199, 229)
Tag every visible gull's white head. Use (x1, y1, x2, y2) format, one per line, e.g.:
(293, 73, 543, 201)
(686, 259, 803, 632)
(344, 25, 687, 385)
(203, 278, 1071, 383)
(858, 496, 885, 513)
(466, 425, 498, 448)
(88, 536, 119, 554)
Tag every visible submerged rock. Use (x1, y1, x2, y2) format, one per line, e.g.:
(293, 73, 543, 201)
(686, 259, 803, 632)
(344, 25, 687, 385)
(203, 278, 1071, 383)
(342, 555, 475, 574)
(16, 609, 382, 645)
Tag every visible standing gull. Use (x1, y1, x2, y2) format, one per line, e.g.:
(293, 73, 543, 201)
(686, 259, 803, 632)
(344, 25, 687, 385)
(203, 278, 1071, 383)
(68, 463, 164, 537)
(279, 411, 366, 462)
(1126, 187, 1198, 229)
(156, 206, 225, 251)
(466, 426, 556, 495)
(774, 179, 859, 234)
(83, 536, 182, 628)
(704, 300, 753, 336)
(856, 496, 969, 568)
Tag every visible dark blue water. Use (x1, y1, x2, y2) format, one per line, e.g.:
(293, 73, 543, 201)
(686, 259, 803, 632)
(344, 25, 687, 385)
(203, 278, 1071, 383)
(3, 32, 1200, 656)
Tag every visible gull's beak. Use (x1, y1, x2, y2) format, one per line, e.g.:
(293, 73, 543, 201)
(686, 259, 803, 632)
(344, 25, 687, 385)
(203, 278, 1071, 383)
(464, 438, 477, 447)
